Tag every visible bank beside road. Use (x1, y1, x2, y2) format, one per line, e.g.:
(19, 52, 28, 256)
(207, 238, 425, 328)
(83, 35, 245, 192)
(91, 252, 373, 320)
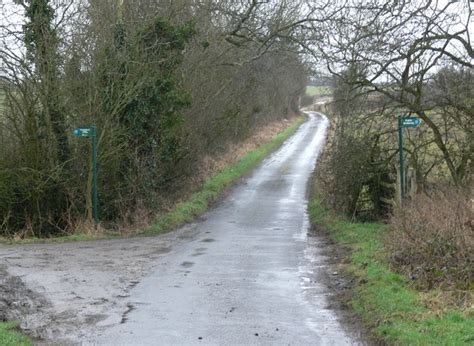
(1, 115, 306, 245)
(308, 198, 474, 344)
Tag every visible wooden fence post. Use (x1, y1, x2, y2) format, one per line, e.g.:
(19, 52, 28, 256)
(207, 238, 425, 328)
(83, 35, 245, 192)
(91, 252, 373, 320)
(408, 168, 417, 199)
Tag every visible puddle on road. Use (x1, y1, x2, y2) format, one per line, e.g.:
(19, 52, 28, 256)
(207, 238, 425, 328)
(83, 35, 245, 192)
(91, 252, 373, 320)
(85, 314, 108, 324)
(151, 246, 172, 255)
(192, 247, 207, 257)
(181, 261, 195, 268)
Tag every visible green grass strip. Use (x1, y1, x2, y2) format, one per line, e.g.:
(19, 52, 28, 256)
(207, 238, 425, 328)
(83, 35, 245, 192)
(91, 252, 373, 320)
(144, 116, 305, 235)
(0, 322, 31, 346)
(306, 85, 333, 96)
(308, 198, 474, 345)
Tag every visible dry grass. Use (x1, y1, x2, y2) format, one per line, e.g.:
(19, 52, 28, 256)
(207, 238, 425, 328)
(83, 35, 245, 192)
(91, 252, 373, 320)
(420, 289, 473, 315)
(197, 119, 290, 178)
(388, 188, 474, 291)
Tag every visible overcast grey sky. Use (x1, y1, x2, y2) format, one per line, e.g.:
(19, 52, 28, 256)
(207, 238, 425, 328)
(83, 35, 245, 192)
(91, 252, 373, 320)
(1, 0, 472, 78)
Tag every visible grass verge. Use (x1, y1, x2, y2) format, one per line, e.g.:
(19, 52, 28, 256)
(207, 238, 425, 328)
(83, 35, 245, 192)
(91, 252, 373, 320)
(308, 198, 474, 345)
(0, 322, 31, 346)
(1, 115, 305, 244)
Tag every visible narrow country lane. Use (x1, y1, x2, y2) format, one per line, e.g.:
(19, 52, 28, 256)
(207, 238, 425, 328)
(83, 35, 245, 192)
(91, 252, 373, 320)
(0, 112, 357, 345)
(89, 112, 354, 345)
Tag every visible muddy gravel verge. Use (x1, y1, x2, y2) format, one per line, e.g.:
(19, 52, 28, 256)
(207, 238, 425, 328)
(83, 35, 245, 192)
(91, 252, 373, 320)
(308, 226, 379, 345)
(0, 222, 200, 344)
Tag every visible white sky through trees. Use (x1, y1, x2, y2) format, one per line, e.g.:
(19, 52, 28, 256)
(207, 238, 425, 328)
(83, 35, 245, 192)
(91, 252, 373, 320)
(0, 0, 472, 79)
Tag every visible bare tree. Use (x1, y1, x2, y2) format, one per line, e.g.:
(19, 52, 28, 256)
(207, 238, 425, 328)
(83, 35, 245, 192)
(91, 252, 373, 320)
(317, 0, 473, 185)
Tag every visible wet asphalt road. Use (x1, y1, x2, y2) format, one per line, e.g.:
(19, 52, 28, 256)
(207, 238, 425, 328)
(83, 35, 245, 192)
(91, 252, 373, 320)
(87, 112, 355, 345)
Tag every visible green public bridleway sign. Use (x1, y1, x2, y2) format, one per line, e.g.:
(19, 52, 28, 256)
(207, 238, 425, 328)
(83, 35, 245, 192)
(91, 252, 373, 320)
(73, 126, 99, 225)
(73, 127, 96, 137)
(398, 116, 421, 204)
(401, 117, 421, 128)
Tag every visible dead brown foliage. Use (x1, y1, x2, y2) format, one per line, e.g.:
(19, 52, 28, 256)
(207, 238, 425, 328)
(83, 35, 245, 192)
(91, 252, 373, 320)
(388, 188, 474, 291)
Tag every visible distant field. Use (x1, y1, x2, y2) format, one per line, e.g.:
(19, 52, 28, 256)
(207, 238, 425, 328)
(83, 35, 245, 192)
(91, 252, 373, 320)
(306, 85, 333, 96)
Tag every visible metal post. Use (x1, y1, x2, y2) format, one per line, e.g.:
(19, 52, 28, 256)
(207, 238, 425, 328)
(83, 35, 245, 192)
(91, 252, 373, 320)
(396, 166, 402, 206)
(91, 126, 99, 225)
(398, 116, 405, 201)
